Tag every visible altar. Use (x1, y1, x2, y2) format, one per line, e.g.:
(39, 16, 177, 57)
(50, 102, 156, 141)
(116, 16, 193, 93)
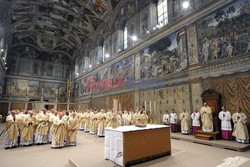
(104, 125, 171, 167)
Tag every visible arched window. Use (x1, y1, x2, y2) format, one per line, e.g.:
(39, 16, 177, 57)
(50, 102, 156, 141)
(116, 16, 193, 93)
(157, 0, 168, 26)
(123, 23, 128, 50)
(101, 41, 105, 63)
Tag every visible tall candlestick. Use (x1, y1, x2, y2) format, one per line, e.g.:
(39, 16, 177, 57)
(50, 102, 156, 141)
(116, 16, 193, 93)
(144, 101, 147, 112)
(119, 103, 121, 111)
(42, 88, 44, 95)
(149, 101, 152, 114)
(154, 101, 156, 114)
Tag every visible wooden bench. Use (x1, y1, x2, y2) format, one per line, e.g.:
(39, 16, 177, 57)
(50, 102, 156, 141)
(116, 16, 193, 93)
(195, 134, 213, 141)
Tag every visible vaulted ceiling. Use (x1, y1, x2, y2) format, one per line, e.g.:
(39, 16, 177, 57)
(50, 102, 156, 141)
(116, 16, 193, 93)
(9, 0, 121, 60)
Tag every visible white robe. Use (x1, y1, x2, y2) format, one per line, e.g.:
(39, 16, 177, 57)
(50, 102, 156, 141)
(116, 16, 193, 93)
(191, 112, 201, 127)
(218, 111, 232, 131)
(162, 114, 170, 124)
(170, 113, 177, 124)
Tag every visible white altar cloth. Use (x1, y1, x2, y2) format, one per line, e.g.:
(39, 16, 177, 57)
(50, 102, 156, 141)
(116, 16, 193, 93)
(104, 125, 169, 166)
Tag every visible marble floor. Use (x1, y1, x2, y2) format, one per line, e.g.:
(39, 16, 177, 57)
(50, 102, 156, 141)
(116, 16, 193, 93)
(0, 123, 249, 167)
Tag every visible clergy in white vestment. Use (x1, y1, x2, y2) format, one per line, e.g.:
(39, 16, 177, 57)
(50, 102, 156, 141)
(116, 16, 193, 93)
(191, 109, 201, 135)
(4, 110, 19, 149)
(170, 109, 178, 133)
(200, 102, 213, 132)
(162, 110, 170, 125)
(51, 112, 66, 148)
(218, 107, 232, 140)
(20, 111, 35, 146)
(232, 107, 249, 144)
(35, 109, 49, 144)
(180, 110, 190, 134)
(122, 110, 129, 126)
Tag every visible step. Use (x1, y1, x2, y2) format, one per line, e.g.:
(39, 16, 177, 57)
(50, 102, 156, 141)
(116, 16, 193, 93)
(195, 134, 213, 141)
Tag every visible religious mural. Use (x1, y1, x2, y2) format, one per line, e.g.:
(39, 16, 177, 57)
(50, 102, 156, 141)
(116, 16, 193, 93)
(110, 55, 135, 82)
(140, 29, 188, 78)
(197, 0, 250, 64)
(5, 79, 39, 97)
(43, 82, 67, 101)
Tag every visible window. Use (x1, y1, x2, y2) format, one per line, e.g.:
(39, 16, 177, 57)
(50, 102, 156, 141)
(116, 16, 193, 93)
(157, 0, 168, 26)
(102, 44, 105, 62)
(123, 23, 128, 50)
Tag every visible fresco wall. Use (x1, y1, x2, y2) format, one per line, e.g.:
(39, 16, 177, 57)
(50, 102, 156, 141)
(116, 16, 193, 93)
(75, 55, 135, 99)
(197, 0, 250, 64)
(140, 29, 188, 78)
(5, 78, 67, 101)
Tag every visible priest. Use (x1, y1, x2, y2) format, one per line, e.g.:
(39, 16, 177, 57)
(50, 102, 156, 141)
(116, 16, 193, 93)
(4, 110, 19, 149)
(66, 112, 78, 146)
(21, 111, 35, 146)
(141, 110, 149, 125)
(218, 106, 232, 140)
(35, 109, 49, 144)
(200, 102, 213, 132)
(180, 109, 190, 134)
(170, 109, 178, 133)
(51, 112, 66, 148)
(163, 110, 170, 125)
(191, 109, 201, 135)
(97, 109, 106, 137)
(232, 107, 249, 144)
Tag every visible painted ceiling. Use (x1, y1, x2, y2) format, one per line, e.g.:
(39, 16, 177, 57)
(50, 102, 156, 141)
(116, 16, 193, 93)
(10, 0, 120, 59)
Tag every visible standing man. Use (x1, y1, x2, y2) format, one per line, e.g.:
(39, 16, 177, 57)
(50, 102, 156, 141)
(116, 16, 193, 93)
(191, 109, 201, 135)
(218, 106, 232, 140)
(21, 111, 35, 146)
(51, 112, 66, 148)
(4, 110, 19, 149)
(163, 110, 170, 125)
(67, 112, 78, 146)
(232, 107, 249, 144)
(170, 109, 178, 133)
(180, 109, 190, 134)
(35, 109, 49, 144)
(200, 102, 213, 132)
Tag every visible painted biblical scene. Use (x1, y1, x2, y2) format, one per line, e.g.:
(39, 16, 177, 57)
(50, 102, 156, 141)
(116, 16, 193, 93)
(197, 0, 250, 64)
(111, 55, 135, 83)
(140, 30, 188, 78)
(43, 82, 66, 101)
(5, 79, 39, 96)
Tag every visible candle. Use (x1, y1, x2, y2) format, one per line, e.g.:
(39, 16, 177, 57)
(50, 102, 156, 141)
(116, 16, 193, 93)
(42, 88, 44, 95)
(119, 103, 121, 111)
(154, 101, 156, 114)
(144, 101, 147, 112)
(149, 101, 152, 114)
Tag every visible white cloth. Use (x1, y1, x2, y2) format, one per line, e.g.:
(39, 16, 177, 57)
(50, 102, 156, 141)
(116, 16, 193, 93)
(191, 112, 201, 126)
(218, 111, 232, 131)
(4, 132, 18, 148)
(170, 113, 177, 124)
(163, 114, 170, 124)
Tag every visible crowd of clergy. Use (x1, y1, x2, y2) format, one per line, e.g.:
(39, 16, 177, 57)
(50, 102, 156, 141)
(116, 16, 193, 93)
(2, 108, 149, 149)
(2, 102, 249, 150)
(163, 102, 249, 144)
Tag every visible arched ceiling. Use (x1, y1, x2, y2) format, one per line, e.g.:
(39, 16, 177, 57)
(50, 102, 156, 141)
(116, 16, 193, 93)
(10, 0, 120, 60)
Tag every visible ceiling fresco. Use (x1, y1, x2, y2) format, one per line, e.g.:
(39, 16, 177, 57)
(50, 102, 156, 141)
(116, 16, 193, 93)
(10, 0, 111, 58)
